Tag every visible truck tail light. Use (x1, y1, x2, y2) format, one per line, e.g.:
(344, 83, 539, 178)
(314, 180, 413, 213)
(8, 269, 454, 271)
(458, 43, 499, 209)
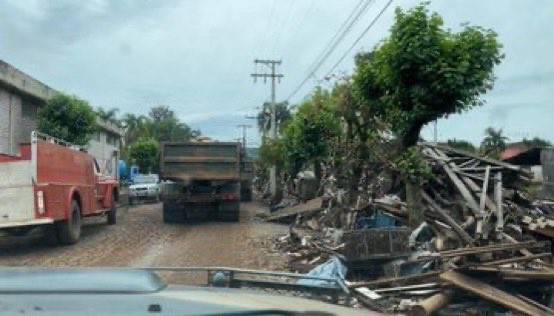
(224, 194, 237, 202)
(37, 191, 45, 214)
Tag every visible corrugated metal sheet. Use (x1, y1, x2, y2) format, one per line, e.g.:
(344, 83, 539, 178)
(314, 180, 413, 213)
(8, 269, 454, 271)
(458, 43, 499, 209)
(541, 148, 554, 200)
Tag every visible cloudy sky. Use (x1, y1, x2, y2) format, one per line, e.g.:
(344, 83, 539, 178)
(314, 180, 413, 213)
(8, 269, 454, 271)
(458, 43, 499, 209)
(0, 0, 552, 146)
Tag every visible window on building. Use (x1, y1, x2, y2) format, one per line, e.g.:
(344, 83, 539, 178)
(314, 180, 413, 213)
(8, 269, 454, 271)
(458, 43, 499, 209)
(106, 134, 119, 146)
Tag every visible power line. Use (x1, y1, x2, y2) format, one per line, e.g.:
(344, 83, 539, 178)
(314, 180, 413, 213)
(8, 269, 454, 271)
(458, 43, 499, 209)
(324, 0, 393, 78)
(281, 0, 316, 59)
(271, 0, 296, 57)
(258, 0, 277, 58)
(286, 0, 376, 101)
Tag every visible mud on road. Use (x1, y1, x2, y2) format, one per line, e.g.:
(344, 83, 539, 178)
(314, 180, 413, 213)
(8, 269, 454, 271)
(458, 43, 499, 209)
(0, 202, 288, 283)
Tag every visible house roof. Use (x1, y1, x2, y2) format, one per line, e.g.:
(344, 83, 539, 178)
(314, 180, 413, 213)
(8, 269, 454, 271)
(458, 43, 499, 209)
(499, 142, 530, 161)
(96, 118, 124, 137)
(0, 59, 57, 101)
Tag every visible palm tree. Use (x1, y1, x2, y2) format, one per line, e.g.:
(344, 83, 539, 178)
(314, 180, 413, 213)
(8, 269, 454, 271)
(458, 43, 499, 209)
(96, 107, 121, 126)
(480, 127, 508, 158)
(257, 101, 292, 139)
(121, 113, 150, 147)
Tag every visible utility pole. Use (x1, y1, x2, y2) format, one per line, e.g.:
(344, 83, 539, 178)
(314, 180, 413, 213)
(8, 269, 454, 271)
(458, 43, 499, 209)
(433, 120, 438, 143)
(251, 59, 283, 197)
(236, 124, 252, 150)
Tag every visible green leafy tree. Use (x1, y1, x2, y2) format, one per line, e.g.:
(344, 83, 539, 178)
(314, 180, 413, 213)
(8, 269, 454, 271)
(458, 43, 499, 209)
(522, 137, 551, 148)
(353, 3, 503, 227)
(282, 88, 340, 181)
(480, 127, 508, 158)
(356, 3, 503, 148)
(129, 138, 159, 173)
(146, 105, 193, 142)
(38, 94, 97, 145)
(447, 139, 477, 153)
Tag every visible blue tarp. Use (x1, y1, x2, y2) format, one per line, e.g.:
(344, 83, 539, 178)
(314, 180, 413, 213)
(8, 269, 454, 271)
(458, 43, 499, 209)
(355, 209, 396, 229)
(297, 256, 346, 287)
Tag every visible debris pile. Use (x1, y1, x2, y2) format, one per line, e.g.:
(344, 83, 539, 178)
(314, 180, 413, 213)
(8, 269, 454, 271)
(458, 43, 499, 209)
(267, 143, 554, 315)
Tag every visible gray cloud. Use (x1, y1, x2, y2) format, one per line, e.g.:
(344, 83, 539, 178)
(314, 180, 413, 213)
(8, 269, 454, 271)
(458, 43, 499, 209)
(0, 0, 553, 146)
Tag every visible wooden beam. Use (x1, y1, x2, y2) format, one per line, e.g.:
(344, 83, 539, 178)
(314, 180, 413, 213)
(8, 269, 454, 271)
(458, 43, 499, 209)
(440, 270, 548, 316)
(422, 142, 533, 176)
(500, 269, 554, 281)
(495, 172, 504, 234)
(424, 148, 481, 214)
(421, 191, 474, 245)
(480, 253, 552, 266)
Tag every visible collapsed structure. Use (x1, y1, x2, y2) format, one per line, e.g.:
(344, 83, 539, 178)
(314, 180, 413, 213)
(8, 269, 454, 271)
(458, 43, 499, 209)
(263, 143, 554, 315)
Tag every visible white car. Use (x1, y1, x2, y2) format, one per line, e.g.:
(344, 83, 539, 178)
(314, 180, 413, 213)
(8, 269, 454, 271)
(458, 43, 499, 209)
(129, 174, 161, 204)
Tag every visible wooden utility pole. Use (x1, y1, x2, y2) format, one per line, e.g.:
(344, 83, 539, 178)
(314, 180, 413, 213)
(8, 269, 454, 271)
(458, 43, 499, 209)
(251, 59, 283, 196)
(236, 124, 252, 150)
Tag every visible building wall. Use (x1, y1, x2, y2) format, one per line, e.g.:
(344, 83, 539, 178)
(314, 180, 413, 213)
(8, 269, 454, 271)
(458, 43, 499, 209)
(0, 86, 42, 156)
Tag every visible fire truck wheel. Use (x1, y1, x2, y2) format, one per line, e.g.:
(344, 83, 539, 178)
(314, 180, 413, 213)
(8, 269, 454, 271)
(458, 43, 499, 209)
(56, 200, 82, 245)
(107, 193, 117, 225)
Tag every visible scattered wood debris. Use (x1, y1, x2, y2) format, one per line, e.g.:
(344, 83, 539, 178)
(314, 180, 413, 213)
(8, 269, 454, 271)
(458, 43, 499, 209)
(265, 144, 554, 314)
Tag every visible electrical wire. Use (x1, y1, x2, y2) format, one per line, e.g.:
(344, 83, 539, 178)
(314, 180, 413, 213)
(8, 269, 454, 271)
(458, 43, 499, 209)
(286, 0, 376, 101)
(324, 0, 393, 78)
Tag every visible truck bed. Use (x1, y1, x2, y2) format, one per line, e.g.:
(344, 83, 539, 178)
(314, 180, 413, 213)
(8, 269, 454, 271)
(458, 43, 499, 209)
(161, 142, 240, 181)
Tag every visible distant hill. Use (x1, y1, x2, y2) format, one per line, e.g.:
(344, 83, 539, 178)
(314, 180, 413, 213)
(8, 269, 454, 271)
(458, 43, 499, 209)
(246, 147, 259, 160)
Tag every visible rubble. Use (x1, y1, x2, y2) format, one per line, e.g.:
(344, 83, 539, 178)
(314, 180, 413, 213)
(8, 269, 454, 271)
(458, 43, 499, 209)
(266, 143, 554, 314)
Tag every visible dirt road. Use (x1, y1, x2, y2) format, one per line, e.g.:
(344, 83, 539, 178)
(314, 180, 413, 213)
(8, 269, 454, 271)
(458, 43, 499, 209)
(0, 202, 288, 283)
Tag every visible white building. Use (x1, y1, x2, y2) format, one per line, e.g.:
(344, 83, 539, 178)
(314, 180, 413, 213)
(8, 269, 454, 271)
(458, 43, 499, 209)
(0, 59, 123, 179)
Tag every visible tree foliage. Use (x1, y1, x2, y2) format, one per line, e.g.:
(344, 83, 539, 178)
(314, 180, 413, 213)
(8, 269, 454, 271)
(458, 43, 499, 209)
(522, 137, 551, 148)
(281, 88, 340, 179)
(38, 94, 97, 145)
(354, 3, 503, 148)
(480, 127, 508, 158)
(129, 138, 159, 173)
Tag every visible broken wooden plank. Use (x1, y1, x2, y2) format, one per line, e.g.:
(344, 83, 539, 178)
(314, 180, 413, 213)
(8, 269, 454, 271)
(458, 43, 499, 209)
(480, 253, 552, 266)
(421, 191, 474, 245)
(423, 142, 533, 176)
(440, 270, 548, 316)
(408, 289, 454, 316)
(265, 197, 323, 222)
(516, 294, 554, 315)
(479, 166, 490, 214)
(348, 271, 441, 289)
(424, 148, 481, 214)
(502, 233, 554, 270)
(494, 172, 504, 234)
(500, 269, 554, 281)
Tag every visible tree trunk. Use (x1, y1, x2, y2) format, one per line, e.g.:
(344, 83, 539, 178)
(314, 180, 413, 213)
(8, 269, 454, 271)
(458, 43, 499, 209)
(406, 180, 424, 229)
(314, 159, 322, 185)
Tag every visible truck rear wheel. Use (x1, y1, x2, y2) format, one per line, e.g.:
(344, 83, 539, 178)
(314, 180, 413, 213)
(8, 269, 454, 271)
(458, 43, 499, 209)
(56, 200, 82, 245)
(107, 192, 117, 225)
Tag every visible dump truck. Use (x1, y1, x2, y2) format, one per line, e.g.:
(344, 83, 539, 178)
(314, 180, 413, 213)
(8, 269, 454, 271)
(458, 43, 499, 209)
(0, 132, 118, 244)
(160, 141, 241, 223)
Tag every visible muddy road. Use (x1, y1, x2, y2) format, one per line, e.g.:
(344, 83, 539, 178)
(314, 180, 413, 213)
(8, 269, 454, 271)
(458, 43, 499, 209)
(0, 202, 288, 283)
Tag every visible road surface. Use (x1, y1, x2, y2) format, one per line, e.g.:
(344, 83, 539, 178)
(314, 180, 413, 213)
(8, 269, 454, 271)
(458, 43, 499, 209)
(0, 201, 288, 284)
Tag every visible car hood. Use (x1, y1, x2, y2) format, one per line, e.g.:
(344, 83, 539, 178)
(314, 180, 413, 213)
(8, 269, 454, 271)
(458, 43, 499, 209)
(129, 183, 158, 190)
(0, 268, 373, 315)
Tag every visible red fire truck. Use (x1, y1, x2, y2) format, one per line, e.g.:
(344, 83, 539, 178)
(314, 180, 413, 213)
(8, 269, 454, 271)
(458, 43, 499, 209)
(0, 132, 118, 244)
